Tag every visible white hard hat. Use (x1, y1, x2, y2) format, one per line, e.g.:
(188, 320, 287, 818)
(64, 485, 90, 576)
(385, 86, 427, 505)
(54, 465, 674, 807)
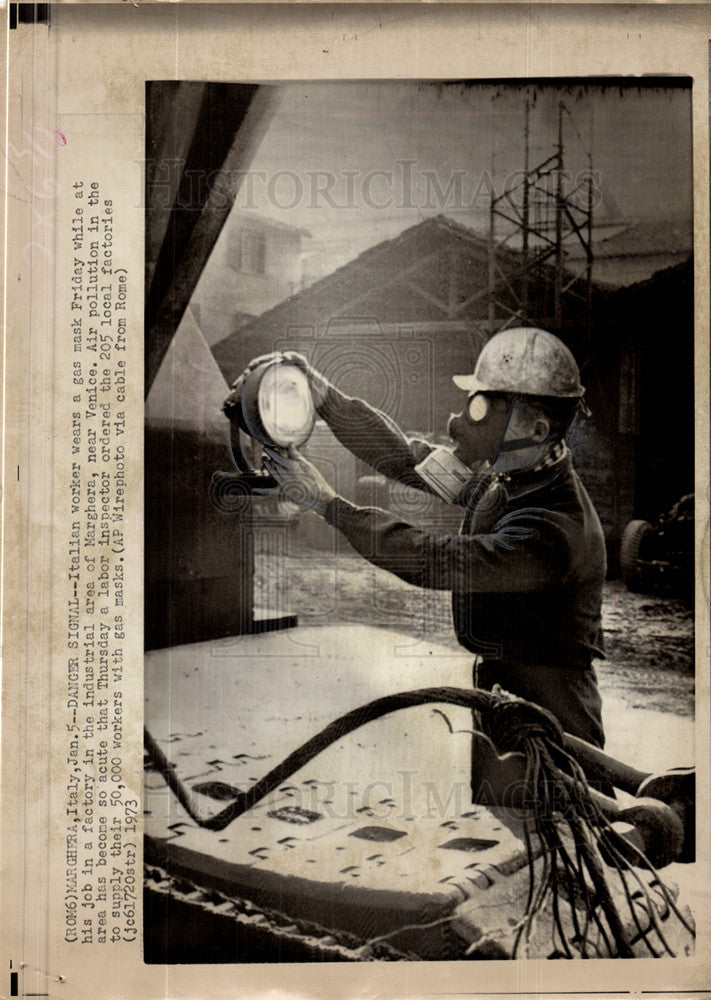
(454, 327, 584, 399)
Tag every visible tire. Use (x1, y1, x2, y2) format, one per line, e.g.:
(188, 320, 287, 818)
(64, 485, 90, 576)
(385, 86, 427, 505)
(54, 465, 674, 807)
(620, 519, 654, 591)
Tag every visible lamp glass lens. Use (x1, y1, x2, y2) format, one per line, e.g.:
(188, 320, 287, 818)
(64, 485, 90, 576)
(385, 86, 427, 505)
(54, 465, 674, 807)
(257, 364, 315, 447)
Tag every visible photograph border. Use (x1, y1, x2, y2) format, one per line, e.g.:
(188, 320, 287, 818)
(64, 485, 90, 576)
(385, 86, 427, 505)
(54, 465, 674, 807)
(2, 4, 709, 999)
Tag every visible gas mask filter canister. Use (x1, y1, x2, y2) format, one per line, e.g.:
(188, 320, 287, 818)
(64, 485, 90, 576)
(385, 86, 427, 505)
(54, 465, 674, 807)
(414, 447, 474, 504)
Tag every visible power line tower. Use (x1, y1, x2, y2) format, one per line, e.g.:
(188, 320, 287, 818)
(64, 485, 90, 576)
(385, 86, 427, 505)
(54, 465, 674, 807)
(488, 98, 595, 341)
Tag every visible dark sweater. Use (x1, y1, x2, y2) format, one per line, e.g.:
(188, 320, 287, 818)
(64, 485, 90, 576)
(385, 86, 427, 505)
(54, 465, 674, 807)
(319, 384, 607, 745)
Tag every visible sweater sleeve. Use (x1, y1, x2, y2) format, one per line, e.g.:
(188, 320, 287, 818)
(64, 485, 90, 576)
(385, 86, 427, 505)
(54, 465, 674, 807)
(318, 384, 435, 491)
(324, 497, 569, 593)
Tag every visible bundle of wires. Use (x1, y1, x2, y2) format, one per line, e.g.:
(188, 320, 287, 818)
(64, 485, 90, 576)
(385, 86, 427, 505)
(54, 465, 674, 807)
(145, 686, 695, 959)
(480, 695, 694, 956)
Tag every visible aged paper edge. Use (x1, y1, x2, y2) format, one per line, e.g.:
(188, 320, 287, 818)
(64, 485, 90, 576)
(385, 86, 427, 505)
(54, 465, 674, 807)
(2, 4, 710, 999)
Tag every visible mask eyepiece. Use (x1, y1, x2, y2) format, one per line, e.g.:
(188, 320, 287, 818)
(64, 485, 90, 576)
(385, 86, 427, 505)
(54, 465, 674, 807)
(467, 392, 490, 423)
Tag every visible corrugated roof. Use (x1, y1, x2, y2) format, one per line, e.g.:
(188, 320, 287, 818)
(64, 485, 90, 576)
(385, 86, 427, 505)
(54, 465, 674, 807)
(212, 214, 593, 379)
(568, 219, 692, 260)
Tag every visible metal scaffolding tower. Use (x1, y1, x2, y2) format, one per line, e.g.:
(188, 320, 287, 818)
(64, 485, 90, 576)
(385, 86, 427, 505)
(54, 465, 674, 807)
(488, 99, 595, 339)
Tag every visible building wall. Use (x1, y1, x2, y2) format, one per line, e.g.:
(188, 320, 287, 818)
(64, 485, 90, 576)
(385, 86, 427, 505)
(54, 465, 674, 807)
(194, 219, 304, 347)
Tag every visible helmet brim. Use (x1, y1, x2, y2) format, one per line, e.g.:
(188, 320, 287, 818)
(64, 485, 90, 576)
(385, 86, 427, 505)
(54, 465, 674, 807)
(453, 372, 585, 398)
(453, 373, 486, 393)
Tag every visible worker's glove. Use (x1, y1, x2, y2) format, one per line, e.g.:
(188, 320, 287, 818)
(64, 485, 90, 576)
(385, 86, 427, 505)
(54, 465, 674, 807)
(222, 351, 330, 423)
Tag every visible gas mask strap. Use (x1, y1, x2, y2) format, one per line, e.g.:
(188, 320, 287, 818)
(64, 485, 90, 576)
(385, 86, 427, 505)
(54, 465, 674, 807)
(498, 435, 538, 454)
(498, 428, 559, 454)
(491, 395, 518, 459)
(577, 394, 591, 419)
(491, 396, 560, 473)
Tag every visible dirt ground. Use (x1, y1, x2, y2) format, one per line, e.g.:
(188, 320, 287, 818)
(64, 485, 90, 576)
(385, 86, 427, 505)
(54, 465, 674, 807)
(254, 540, 695, 720)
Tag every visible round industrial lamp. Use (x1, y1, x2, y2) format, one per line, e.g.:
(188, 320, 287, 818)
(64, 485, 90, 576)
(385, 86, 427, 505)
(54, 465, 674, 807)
(240, 360, 316, 449)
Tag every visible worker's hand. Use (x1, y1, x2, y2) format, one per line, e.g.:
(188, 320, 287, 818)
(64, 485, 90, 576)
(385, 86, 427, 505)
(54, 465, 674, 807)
(261, 445, 337, 516)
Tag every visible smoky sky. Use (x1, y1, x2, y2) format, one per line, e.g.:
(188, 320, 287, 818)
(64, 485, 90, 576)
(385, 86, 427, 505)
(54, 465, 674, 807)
(225, 80, 692, 257)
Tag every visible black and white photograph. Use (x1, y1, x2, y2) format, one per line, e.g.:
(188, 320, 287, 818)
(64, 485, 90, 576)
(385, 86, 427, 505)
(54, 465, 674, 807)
(139, 78, 697, 962)
(4, 5, 711, 998)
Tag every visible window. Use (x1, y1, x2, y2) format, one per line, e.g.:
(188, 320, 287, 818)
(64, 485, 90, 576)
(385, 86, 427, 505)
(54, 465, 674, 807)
(237, 229, 266, 274)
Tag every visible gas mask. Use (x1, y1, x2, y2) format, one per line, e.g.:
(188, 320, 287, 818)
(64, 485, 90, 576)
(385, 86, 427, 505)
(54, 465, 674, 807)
(444, 391, 518, 470)
(418, 393, 557, 501)
(463, 392, 517, 464)
(415, 393, 515, 503)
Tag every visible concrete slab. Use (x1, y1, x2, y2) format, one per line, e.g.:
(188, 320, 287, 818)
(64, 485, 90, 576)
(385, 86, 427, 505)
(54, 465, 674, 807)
(145, 625, 696, 959)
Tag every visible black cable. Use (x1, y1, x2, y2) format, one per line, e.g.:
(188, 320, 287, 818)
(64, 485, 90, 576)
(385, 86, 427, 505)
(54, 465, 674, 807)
(144, 685, 692, 959)
(145, 687, 498, 831)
